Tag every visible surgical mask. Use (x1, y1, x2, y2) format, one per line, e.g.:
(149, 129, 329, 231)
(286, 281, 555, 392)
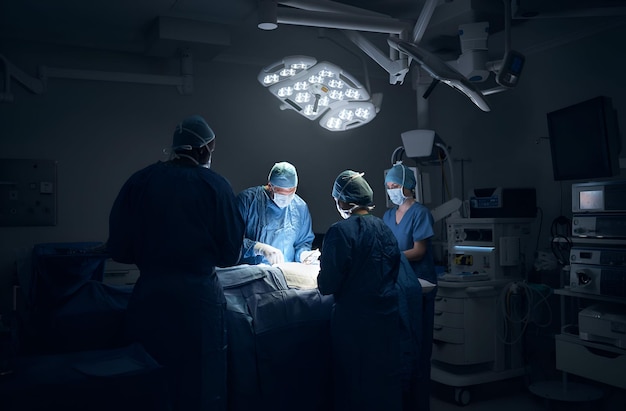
(335, 199, 359, 220)
(201, 150, 212, 169)
(273, 192, 294, 209)
(387, 188, 407, 206)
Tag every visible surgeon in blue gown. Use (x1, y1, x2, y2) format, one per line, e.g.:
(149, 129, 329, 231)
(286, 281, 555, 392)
(107, 115, 244, 411)
(318, 170, 402, 411)
(237, 161, 317, 265)
(383, 163, 436, 411)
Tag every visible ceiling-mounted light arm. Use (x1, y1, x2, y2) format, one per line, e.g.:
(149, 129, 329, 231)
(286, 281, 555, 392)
(406, 0, 443, 72)
(258, 0, 278, 30)
(318, 29, 374, 93)
(412, 0, 441, 44)
(388, 37, 491, 112)
(261, 0, 392, 30)
(0, 54, 45, 102)
(484, 0, 525, 88)
(502, 0, 511, 56)
(343, 30, 409, 85)
(278, 0, 390, 18)
(271, 3, 411, 85)
(480, 85, 508, 95)
(0, 55, 15, 102)
(274, 7, 409, 34)
(421, 78, 440, 99)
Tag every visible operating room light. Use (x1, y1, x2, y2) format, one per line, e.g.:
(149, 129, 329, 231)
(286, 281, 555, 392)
(257, 55, 377, 131)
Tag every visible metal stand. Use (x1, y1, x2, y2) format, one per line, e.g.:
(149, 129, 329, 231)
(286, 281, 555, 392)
(529, 269, 604, 406)
(529, 374, 603, 403)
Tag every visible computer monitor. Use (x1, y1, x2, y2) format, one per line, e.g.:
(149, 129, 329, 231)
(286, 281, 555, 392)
(547, 96, 621, 181)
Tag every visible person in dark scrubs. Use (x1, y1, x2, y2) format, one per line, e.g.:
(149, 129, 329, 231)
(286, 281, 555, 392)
(107, 114, 244, 411)
(317, 170, 402, 411)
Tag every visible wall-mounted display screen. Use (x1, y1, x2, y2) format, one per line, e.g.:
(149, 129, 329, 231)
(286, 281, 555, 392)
(547, 96, 621, 181)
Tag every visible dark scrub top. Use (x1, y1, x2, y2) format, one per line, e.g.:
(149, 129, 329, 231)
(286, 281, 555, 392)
(108, 160, 244, 411)
(318, 213, 402, 411)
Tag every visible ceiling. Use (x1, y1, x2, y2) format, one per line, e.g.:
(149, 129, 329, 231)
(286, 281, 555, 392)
(1, 0, 625, 64)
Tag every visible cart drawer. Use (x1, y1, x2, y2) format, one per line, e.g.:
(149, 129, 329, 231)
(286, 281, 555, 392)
(432, 339, 493, 365)
(556, 334, 626, 389)
(434, 296, 464, 313)
(433, 324, 464, 343)
(434, 310, 464, 328)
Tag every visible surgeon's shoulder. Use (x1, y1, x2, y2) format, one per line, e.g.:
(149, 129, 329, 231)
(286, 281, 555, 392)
(124, 162, 162, 184)
(292, 194, 309, 207)
(236, 185, 262, 200)
(200, 169, 236, 190)
(410, 201, 429, 213)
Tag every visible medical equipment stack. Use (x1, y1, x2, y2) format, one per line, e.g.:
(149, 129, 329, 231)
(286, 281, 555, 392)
(431, 217, 534, 405)
(553, 180, 626, 390)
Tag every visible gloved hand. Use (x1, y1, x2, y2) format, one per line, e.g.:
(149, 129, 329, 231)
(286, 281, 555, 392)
(299, 249, 321, 264)
(253, 242, 285, 265)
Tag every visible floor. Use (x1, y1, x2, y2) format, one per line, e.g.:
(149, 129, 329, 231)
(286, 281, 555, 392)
(428, 378, 626, 411)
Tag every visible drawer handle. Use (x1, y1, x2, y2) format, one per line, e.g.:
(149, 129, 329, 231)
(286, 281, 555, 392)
(434, 311, 443, 316)
(433, 325, 443, 331)
(435, 297, 443, 302)
(585, 346, 621, 359)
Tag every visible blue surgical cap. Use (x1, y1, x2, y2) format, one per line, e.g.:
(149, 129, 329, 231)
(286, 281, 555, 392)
(385, 164, 416, 190)
(172, 115, 215, 150)
(269, 162, 298, 188)
(332, 170, 374, 206)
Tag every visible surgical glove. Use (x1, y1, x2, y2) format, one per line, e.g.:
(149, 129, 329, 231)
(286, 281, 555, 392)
(253, 242, 285, 265)
(300, 249, 321, 264)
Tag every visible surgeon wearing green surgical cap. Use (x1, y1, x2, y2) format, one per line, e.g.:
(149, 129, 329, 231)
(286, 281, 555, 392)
(318, 170, 403, 411)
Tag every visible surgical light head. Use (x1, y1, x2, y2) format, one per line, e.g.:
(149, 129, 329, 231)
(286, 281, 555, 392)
(172, 115, 215, 151)
(332, 170, 373, 206)
(269, 161, 298, 188)
(385, 164, 416, 190)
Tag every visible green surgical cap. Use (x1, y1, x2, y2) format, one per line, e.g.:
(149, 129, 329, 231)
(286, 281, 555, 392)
(269, 162, 298, 188)
(384, 164, 416, 190)
(172, 115, 215, 150)
(332, 170, 373, 206)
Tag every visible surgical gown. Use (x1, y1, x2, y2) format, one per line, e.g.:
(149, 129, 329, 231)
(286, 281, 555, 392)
(108, 161, 244, 411)
(318, 214, 402, 411)
(382, 202, 436, 284)
(383, 202, 436, 411)
(237, 186, 314, 264)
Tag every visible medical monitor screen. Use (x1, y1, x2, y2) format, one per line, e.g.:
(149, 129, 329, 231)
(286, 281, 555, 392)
(579, 190, 603, 210)
(547, 96, 621, 181)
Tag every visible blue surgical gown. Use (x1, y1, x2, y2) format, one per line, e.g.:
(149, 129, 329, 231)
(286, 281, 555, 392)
(383, 202, 436, 284)
(383, 202, 436, 411)
(107, 161, 244, 411)
(237, 186, 314, 264)
(318, 214, 402, 411)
